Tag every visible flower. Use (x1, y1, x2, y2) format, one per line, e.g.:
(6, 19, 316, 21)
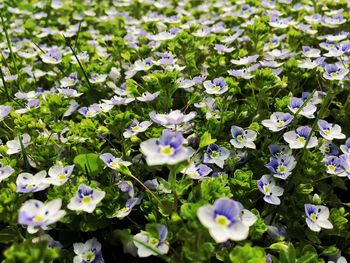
(123, 120, 152, 138)
(6, 133, 31, 155)
(317, 120, 346, 140)
(67, 184, 105, 213)
(324, 156, 343, 175)
(265, 155, 296, 180)
(283, 126, 318, 149)
(140, 129, 194, 166)
(305, 204, 333, 232)
(181, 163, 212, 179)
(136, 91, 160, 102)
(150, 110, 196, 129)
(40, 47, 62, 64)
(18, 199, 66, 233)
(323, 64, 348, 81)
(116, 197, 141, 218)
(16, 171, 50, 193)
(0, 105, 11, 121)
(340, 138, 350, 154)
(0, 162, 14, 182)
(339, 154, 350, 178)
(100, 153, 132, 170)
(60, 72, 78, 87)
(288, 97, 317, 118)
(73, 238, 104, 263)
(43, 164, 75, 186)
(320, 141, 340, 156)
(203, 78, 228, 94)
(262, 112, 294, 132)
(230, 125, 257, 149)
(203, 144, 230, 168)
(133, 224, 169, 257)
(144, 179, 171, 194)
(257, 175, 284, 205)
(197, 197, 257, 242)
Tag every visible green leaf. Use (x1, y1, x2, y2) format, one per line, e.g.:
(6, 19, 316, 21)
(296, 253, 317, 263)
(73, 153, 102, 176)
(229, 243, 266, 263)
(199, 132, 216, 148)
(0, 226, 18, 244)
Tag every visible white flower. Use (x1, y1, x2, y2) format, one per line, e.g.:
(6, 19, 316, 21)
(67, 184, 105, 213)
(197, 198, 257, 243)
(6, 134, 31, 155)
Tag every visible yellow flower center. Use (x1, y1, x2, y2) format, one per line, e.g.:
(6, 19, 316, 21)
(110, 161, 119, 169)
(327, 165, 336, 172)
(83, 251, 96, 262)
(331, 72, 338, 77)
(149, 237, 159, 247)
(132, 125, 140, 131)
(310, 213, 317, 221)
(263, 185, 270, 194)
(277, 120, 285, 127)
(213, 85, 221, 92)
(215, 215, 230, 227)
(58, 174, 66, 180)
(237, 135, 245, 142)
(277, 165, 287, 173)
(82, 196, 92, 204)
(34, 215, 45, 222)
(297, 137, 305, 143)
(324, 130, 331, 135)
(161, 145, 174, 156)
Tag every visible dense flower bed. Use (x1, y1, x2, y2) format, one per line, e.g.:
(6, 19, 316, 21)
(0, 0, 350, 262)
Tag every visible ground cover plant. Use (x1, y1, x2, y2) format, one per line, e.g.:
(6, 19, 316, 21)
(0, 0, 350, 262)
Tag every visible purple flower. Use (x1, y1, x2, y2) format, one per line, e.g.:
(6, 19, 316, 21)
(73, 238, 104, 263)
(288, 97, 317, 118)
(133, 224, 169, 257)
(228, 64, 260, 79)
(257, 175, 284, 205)
(123, 120, 152, 138)
(140, 129, 194, 166)
(318, 120, 346, 140)
(116, 197, 141, 218)
(60, 72, 78, 87)
(265, 154, 296, 180)
(67, 184, 105, 213)
(305, 204, 333, 232)
(150, 110, 196, 129)
(320, 141, 340, 156)
(230, 125, 257, 149)
(18, 199, 66, 233)
(203, 78, 228, 95)
(339, 154, 350, 178)
(0, 162, 14, 182)
(0, 105, 11, 121)
(268, 144, 292, 157)
(40, 47, 62, 64)
(324, 156, 343, 175)
(197, 197, 257, 242)
(181, 163, 212, 179)
(203, 144, 230, 168)
(100, 153, 132, 170)
(323, 64, 348, 80)
(16, 171, 49, 193)
(302, 46, 321, 58)
(284, 126, 318, 149)
(340, 138, 350, 154)
(262, 112, 294, 132)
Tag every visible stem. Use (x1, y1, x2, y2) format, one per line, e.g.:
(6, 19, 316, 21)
(67, 41, 93, 90)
